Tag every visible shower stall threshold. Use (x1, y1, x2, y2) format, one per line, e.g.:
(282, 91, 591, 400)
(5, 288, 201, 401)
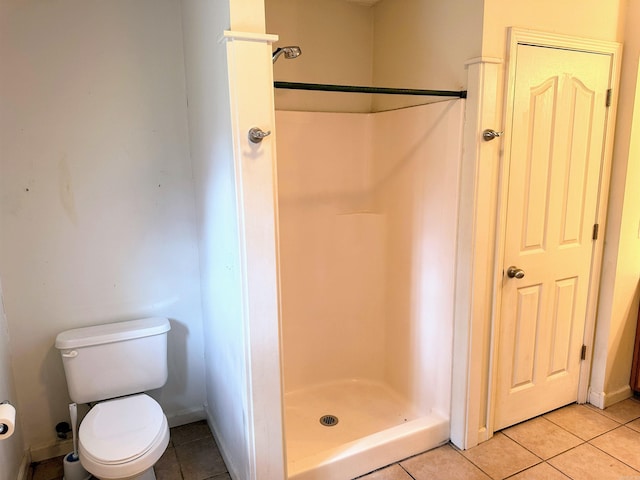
(285, 380, 449, 480)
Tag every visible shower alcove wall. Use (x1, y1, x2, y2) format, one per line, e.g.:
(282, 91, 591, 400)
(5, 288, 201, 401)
(276, 99, 463, 479)
(268, 2, 469, 478)
(181, 0, 484, 477)
(265, 0, 465, 480)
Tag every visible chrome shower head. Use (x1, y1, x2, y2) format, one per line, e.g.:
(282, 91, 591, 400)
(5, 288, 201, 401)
(272, 46, 302, 64)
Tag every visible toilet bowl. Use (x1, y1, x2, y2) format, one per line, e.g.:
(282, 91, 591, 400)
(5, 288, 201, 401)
(79, 394, 169, 480)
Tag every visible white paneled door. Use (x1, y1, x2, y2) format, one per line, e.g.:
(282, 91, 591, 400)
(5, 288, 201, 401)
(494, 44, 612, 430)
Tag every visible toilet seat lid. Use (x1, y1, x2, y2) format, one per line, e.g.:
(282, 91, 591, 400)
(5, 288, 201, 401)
(80, 394, 165, 464)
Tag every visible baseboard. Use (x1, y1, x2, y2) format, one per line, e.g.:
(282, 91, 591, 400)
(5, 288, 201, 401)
(29, 406, 207, 463)
(206, 409, 240, 480)
(30, 439, 72, 463)
(166, 405, 207, 428)
(17, 450, 31, 480)
(588, 385, 632, 409)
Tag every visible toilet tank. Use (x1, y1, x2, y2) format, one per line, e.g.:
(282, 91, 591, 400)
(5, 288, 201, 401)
(55, 317, 171, 404)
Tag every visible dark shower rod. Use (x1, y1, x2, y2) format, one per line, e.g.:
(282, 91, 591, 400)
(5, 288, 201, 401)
(274, 81, 467, 98)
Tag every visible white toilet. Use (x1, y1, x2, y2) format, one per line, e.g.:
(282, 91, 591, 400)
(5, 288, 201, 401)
(55, 317, 172, 480)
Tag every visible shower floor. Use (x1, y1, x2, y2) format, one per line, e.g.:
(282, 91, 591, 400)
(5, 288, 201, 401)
(284, 379, 448, 479)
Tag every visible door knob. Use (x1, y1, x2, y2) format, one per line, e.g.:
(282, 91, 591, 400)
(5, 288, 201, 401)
(506, 266, 525, 279)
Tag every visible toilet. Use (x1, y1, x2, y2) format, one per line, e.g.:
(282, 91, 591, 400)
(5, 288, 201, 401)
(55, 317, 172, 480)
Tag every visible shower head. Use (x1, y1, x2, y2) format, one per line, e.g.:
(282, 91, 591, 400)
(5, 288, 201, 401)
(272, 46, 302, 64)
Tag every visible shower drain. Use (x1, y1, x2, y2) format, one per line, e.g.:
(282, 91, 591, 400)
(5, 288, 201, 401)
(319, 414, 339, 427)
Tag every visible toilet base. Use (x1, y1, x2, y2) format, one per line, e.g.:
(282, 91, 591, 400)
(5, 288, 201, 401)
(136, 468, 156, 480)
(91, 467, 156, 480)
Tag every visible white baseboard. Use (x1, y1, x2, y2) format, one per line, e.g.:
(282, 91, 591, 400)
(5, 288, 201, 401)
(29, 406, 207, 464)
(588, 385, 632, 409)
(206, 409, 240, 480)
(166, 405, 207, 428)
(30, 439, 73, 463)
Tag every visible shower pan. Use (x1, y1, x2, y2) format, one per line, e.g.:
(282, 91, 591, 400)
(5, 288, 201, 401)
(276, 96, 465, 479)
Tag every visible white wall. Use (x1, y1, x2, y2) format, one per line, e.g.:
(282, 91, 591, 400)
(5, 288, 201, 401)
(0, 283, 26, 480)
(373, 100, 463, 413)
(0, 0, 206, 456)
(276, 111, 386, 390)
(180, 3, 251, 478)
(181, 1, 286, 478)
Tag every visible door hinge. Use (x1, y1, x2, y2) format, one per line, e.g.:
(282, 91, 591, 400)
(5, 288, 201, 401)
(606, 89, 612, 107)
(581, 345, 587, 360)
(592, 223, 599, 240)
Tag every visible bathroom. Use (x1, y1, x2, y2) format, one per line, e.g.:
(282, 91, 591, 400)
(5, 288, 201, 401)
(1, 1, 640, 480)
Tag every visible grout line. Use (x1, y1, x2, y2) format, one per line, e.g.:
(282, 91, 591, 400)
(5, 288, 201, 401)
(586, 427, 640, 474)
(398, 463, 416, 480)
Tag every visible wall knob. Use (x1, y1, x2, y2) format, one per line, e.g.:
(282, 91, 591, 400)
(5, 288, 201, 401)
(248, 127, 271, 144)
(482, 129, 503, 141)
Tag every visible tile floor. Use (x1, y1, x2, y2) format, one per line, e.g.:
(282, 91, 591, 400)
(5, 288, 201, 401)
(358, 397, 640, 480)
(29, 420, 230, 480)
(30, 397, 640, 480)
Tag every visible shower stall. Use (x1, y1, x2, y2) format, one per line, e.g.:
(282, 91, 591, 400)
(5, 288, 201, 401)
(266, 3, 468, 477)
(275, 94, 464, 478)
(180, 0, 479, 477)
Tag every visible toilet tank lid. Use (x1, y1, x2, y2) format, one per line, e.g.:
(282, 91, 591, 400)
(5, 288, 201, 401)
(55, 317, 171, 350)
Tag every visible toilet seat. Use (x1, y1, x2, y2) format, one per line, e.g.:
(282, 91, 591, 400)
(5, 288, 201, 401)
(79, 394, 169, 479)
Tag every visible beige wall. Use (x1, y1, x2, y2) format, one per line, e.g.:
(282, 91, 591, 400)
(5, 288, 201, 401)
(592, 0, 640, 404)
(266, 0, 480, 113)
(266, 0, 374, 112)
(477, 0, 636, 408)
(371, 0, 482, 111)
(482, 0, 626, 58)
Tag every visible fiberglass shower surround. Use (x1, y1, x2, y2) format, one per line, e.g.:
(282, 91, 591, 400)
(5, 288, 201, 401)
(276, 96, 465, 480)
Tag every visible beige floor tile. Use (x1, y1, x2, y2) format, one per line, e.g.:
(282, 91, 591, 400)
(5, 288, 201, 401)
(155, 446, 183, 480)
(170, 420, 212, 446)
(502, 417, 582, 459)
(401, 444, 491, 480)
(354, 464, 412, 480)
(507, 462, 571, 480)
(628, 417, 640, 433)
(460, 433, 540, 480)
(543, 404, 619, 440)
(174, 437, 227, 480)
(590, 426, 640, 471)
(548, 443, 640, 480)
(587, 397, 640, 424)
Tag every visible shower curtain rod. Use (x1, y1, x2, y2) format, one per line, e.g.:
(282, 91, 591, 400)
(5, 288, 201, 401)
(274, 81, 467, 98)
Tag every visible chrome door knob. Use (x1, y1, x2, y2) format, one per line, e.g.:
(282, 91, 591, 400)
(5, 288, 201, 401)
(506, 266, 525, 279)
